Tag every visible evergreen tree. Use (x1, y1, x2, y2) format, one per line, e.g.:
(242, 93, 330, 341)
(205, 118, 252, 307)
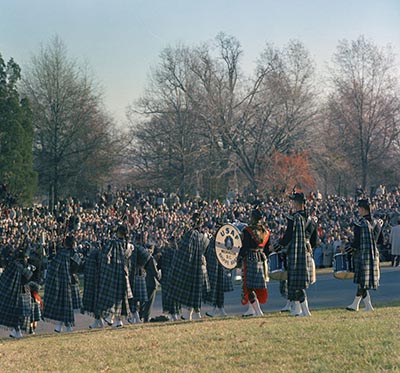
(0, 53, 37, 205)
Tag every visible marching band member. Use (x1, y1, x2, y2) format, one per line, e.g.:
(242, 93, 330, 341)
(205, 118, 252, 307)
(82, 242, 106, 329)
(165, 212, 210, 321)
(0, 244, 34, 338)
(27, 244, 45, 334)
(204, 226, 234, 318)
(43, 235, 83, 332)
(139, 247, 161, 323)
(279, 193, 318, 317)
(346, 198, 383, 312)
(97, 224, 133, 328)
(158, 236, 181, 321)
(389, 216, 400, 267)
(128, 235, 157, 324)
(237, 208, 270, 317)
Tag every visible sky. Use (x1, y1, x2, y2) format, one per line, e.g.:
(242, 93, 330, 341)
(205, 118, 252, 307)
(1, 0, 400, 125)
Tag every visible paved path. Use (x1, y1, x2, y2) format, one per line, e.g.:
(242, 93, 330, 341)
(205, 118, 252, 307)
(1, 266, 399, 339)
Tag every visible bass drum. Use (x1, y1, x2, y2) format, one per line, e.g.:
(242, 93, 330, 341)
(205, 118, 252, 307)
(215, 223, 244, 269)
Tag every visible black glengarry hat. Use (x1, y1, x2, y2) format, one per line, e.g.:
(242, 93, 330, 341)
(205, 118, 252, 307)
(289, 192, 306, 203)
(251, 208, 263, 221)
(191, 212, 204, 225)
(116, 223, 129, 237)
(357, 198, 371, 211)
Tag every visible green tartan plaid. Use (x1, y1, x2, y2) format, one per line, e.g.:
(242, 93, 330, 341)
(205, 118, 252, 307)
(287, 213, 309, 300)
(43, 249, 80, 325)
(165, 229, 209, 310)
(0, 261, 32, 330)
(353, 218, 380, 289)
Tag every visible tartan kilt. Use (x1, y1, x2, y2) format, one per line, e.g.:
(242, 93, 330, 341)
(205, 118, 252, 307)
(82, 249, 101, 315)
(161, 293, 181, 314)
(159, 247, 174, 289)
(96, 239, 133, 317)
(132, 275, 148, 303)
(165, 230, 208, 310)
(353, 251, 380, 289)
(19, 287, 32, 331)
(71, 283, 82, 310)
(244, 252, 267, 289)
(287, 214, 309, 300)
(166, 254, 204, 309)
(353, 219, 380, 289)
(31, 296, 41, 322)
(204, 266, 231, 308)
(159, 248, 181, 314)
(204, 239, 233, 307)
(130, 246, 151, 304)
(205, 238, 218, 293)
(0, 262, 32, 329)
(223, 270, 234, 292)
(287, 253, 308, 299)
(43, 250, 75, 324)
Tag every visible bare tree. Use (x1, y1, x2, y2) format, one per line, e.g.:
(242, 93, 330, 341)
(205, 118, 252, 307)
(233, 40, 318, 192)
(324, 36, 400, 190)
(127, 45, 207, 198)
(178, 36, 318, 194)
(127, 36, 318, 198)
(23, 36, 117, 207)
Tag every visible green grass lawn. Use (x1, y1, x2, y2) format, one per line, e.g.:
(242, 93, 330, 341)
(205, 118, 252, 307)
(1, 303, 399, 372)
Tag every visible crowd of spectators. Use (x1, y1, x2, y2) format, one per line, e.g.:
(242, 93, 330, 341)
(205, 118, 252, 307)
(1, 185, 399, 273)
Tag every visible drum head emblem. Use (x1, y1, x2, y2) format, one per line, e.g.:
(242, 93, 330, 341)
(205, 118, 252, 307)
(215, 224, 242, 269)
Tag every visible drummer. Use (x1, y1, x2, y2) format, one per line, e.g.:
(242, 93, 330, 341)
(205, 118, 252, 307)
(236, 208, 270, 317)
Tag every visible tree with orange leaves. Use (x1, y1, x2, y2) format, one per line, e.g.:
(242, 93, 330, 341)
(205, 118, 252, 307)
(261, 151, 316, 195)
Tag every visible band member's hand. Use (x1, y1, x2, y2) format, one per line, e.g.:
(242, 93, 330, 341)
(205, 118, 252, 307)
(272, 242, 283, 252)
